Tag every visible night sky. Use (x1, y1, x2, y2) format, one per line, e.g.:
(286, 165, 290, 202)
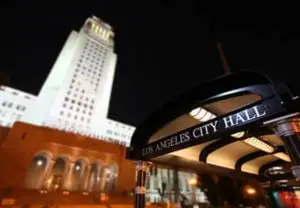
(3, 2, 300, 126)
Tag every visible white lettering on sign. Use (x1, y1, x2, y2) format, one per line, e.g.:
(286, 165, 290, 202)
(141, 104, 267, 157)
(223, 105, 266, 128)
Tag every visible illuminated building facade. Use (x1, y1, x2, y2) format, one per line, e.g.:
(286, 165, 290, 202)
(21, 16, 135, 146)
(0, 122, 209, 206)
(0, 17, 276, 207)
(0, 86, 36, 127)
(0, 16, 209, 206)
(0, 16, 131, 146)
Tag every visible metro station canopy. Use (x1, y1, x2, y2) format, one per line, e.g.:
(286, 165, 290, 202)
(127, 71, 300, 184)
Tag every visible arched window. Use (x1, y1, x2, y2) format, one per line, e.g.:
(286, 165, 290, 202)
(48, 157, 66, 191)
(69, 160, 86, 191)
(25, 154, 48, 189)
(103, 163, 118, 194)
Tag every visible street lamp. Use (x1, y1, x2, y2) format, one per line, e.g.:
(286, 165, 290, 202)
(189, 178, 197, 186)
(246, 187, 256, 196)
(243, 185, 257, 207)
(75, 164, 81, 171)
(36, 160, 43, 167)
(189, 178, 198, 204)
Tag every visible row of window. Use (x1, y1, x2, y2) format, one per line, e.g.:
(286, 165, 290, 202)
(69, 38, 108, 95)
(0, 110, 22, 119)
(1, 101, 26, 111)
(59, 110, 91, 123)
(44, 121, 129, 147)
(76, 64, 103, 77)
(86, 37, 108, 52)
(46, 122, 90, 134)
(66, 90, 95, 102)
(106, 129, 128, 139)
(0, 88, 33, 100)
(88, 22, 113, 42)
(72, 71, 101, 88)
(63, 97, 93, 109)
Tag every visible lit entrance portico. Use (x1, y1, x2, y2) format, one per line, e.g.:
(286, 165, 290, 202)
(127, 71, 300, 208)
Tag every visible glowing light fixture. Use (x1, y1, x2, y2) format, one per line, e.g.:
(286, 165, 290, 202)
(75, 165, 81, 171)
(189, 107, 215, 122)
(189, 107, 245, 138)
(36, 160, 43, 167)
(231, 131, 245, 139)
(277, 180, 288, 183)
(272, 166, 283, 171)
(189, 178, 197, 186)
(273, 152, 291, 162)
(244, 137, 275, 153)
(245, 186, 256, 195)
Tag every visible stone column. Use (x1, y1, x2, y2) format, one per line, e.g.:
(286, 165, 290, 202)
(83, 165, 92, 191)
(135, 161, 147, 208)
(173, 169, 180, 204)
(41, 159, 55, 190)
(272, 119, 300, 180)
(100, 168, 108, 193)
(64, 162, 75, 190)
(79, 164, 87, 191)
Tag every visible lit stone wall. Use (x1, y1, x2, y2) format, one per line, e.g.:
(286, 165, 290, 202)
(145, 166, 208, 204)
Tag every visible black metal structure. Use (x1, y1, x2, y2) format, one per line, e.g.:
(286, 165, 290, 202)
(235, 146, 285, 172)
(126, 71, 300, 208)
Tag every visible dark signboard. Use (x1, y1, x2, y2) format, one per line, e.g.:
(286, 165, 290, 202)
(127, 72, 299, 161)
(138, 96, 286, 159)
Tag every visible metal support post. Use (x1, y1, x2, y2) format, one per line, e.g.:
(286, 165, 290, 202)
(271, 119, 300, 180)
(135, 161, 147, 208)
